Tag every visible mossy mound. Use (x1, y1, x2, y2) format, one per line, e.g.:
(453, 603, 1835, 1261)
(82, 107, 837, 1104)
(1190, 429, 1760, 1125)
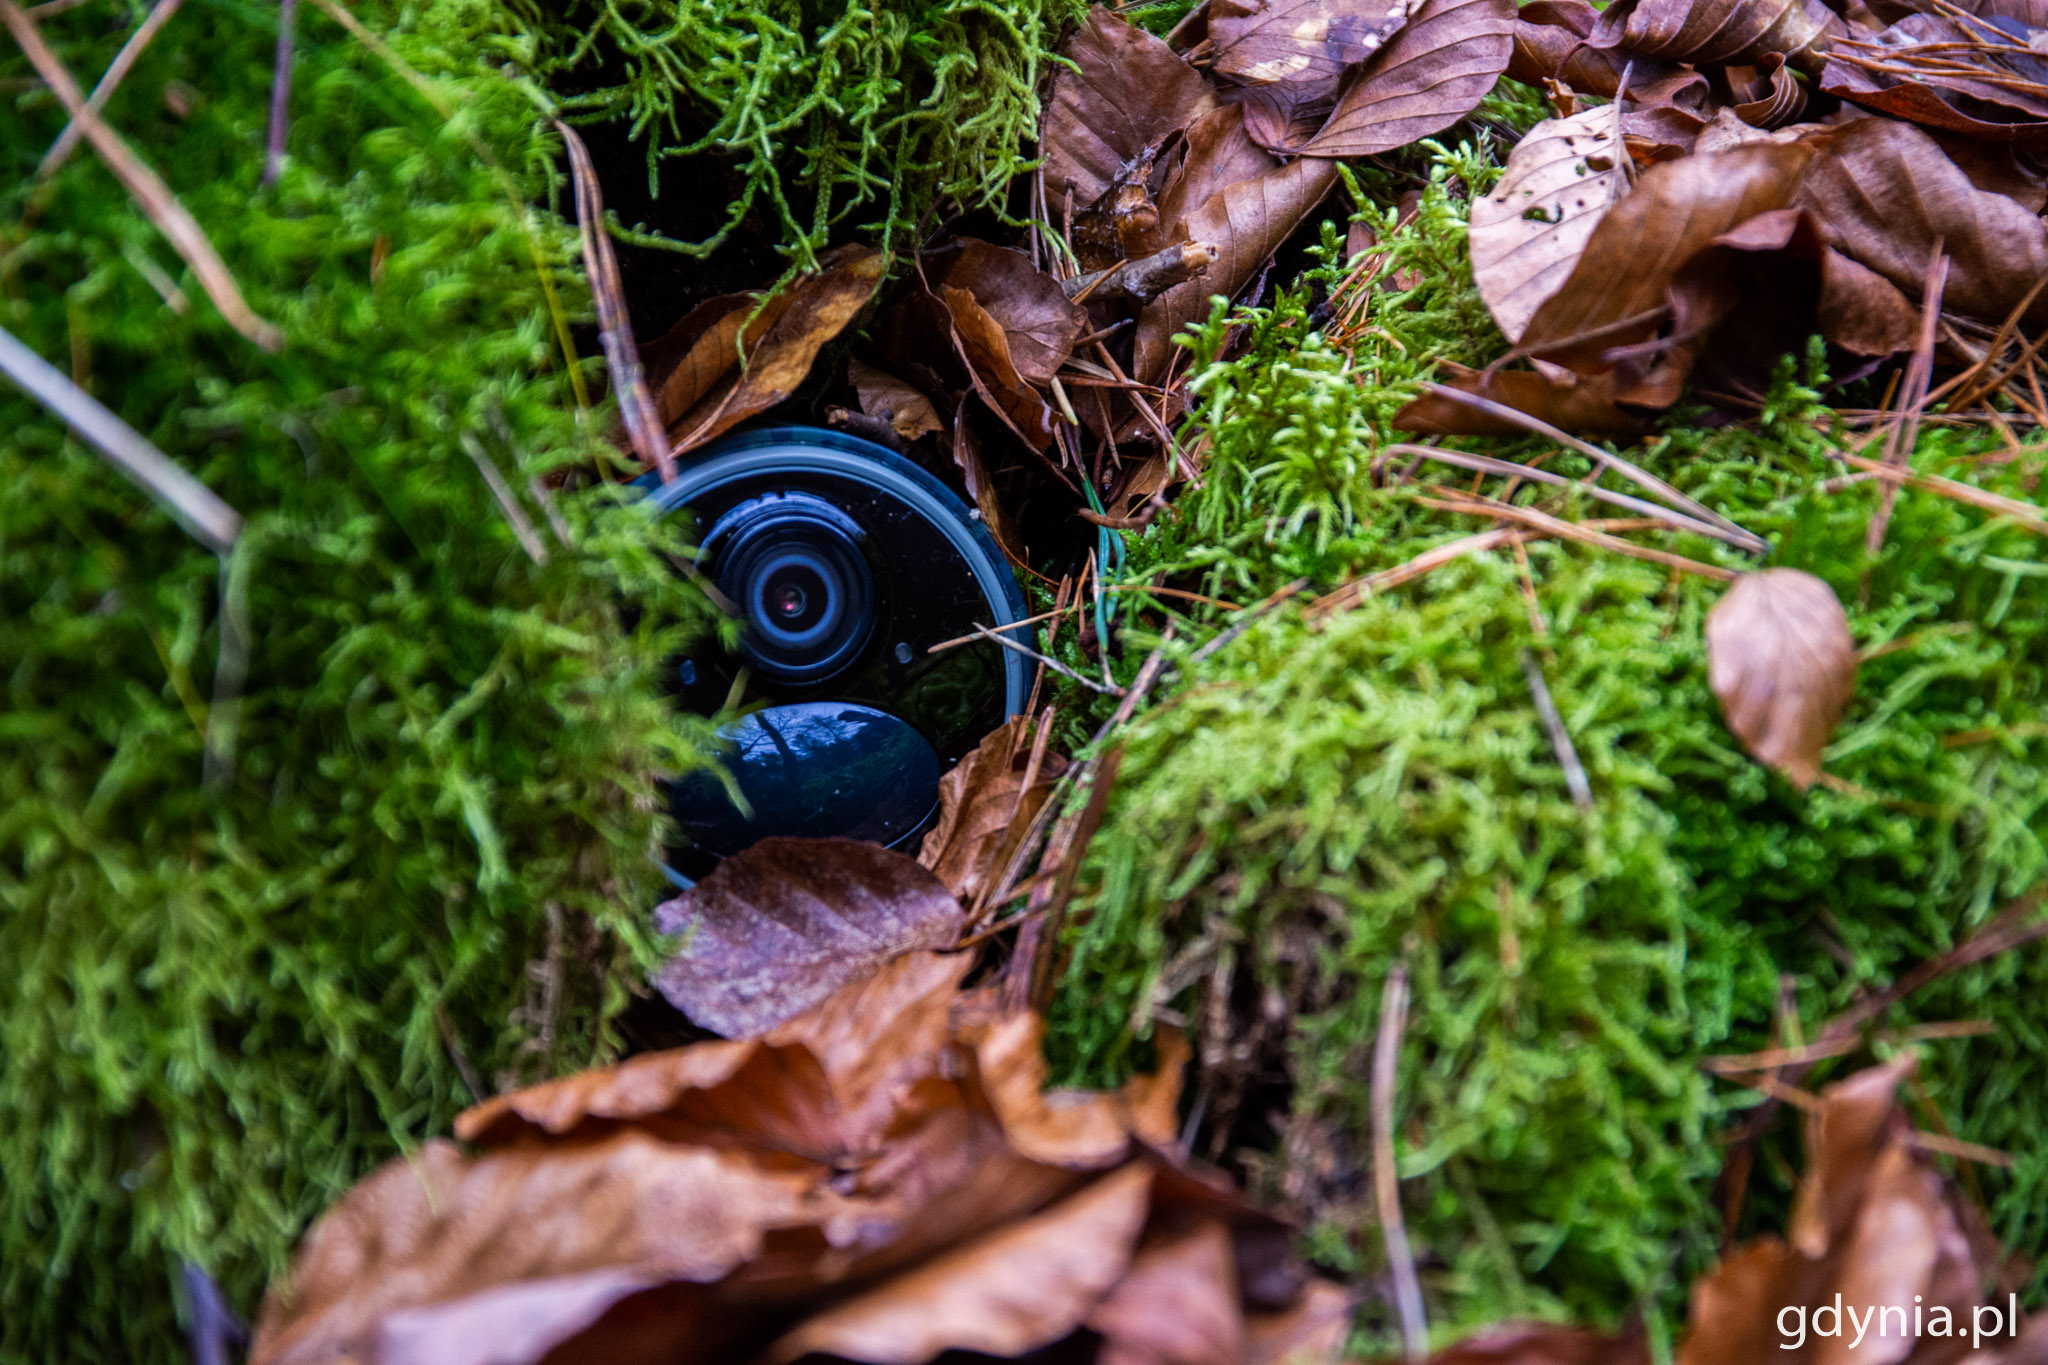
(1, 3, 725, 1359)
(1043, 149, 2048, 1351)
(523, 0, 1082, 265)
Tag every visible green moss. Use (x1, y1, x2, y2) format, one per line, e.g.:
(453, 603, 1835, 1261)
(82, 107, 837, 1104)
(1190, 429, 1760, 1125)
(1, 3, 720, 1359)
(517, 0, 1083, 265)
(1043, 142, 2048, 1350)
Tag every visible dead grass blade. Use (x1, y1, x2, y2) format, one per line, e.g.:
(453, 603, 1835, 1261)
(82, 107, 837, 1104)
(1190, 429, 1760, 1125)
(1866, 244, 1948, 562)
(1833, 449, 2048, 537)
(1386, 442, 1750, 547)
(0, 323, 242, 553)
(4, 0, 285, 352)
(1308, 527, 1533, 618)
(558, 121, 674, 483)
(1416, 381, 1767, 552)
(1419, 493, 1740, 581)
(36, 0, 184, 180)
(1372, 966, 1428, 1361)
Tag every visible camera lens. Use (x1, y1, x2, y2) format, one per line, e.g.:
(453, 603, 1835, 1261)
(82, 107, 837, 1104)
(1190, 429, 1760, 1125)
(707, 493, 876, 687)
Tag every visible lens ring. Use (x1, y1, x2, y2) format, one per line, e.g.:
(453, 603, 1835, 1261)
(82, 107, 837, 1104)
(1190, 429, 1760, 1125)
(708, 494, 876, 687)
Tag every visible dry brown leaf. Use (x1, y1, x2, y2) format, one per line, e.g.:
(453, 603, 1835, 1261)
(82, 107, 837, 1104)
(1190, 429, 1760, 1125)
(1393, 361, 1650, 436)
(929, 238, 1089, 385)
(1041, 6, 1217, 210)
(1794, 116, 2048, 327)
(1817, 248, 1922, 358)
(1519, 141, 1813, 405)
(1135, 107, 1341, 382)
(1821, 13, 2048, 143)
(652, 837, 966, 1038)
(1245, 1279, 1356, 1364)
(1292, 0, 1516, 158)
(968, 1011, 1188, 1168)
(917, 715, 1070, 904)
(668, 245, 885, 455)
(1704, 568, 1857, 790)
(764, 1162, 1158, 1364)
(1506, 0, 1713, 113)
(849, 358, 943, 441)
(249, 1135, 840, 1365)
(941, 283, 1059, 449)
(1587, 0, 1843, 74)
(1088, 1218, 1247, 1365)
(1469, 106, 1633, 343)
(1211, 0, 1413, 90)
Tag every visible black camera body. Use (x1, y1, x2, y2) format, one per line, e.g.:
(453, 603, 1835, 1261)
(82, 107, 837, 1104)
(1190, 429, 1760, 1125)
(642, 426, 1029, 876)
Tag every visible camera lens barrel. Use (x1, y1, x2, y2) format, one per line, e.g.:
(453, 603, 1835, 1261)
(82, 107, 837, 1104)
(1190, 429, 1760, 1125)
(639, 426, 1029, 866)
(705, 492, 876, 687)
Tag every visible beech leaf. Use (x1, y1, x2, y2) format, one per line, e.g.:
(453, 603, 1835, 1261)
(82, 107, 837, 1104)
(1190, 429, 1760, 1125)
(1704, 568, 1857, 790)
(929, 239, 1089, 385)
(1469, 106, 1633, 343)
(652, 837, 966, 1038)
(1793, 116, 2048, 326)
(1085, 1218, 1247, 1365)
(1135, 106, 1341, 382)
(1588, 0, 1842, 74)
(1210, 0, 1413, 89)
(763, 1162, 1158, 1365)
(667, 244, 885, 455)
(850, 358, 942, 441)
(1041, 7, 1216, 209)
(1293, 0, 1516, 158)
(916, 715, 1069, 905)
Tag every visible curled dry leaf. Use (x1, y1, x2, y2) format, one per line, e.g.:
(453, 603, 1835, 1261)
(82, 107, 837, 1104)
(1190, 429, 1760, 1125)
(1393, 361, 1650, 436)
(1794, 116, 2048, 326)
(1520, 141, 1813, 406)
(1211, 0, 1413, 91)
(662, 244, 885, 456)
(1086, 1217, 1247, 1365)
(248, 1134, 844, 1365)
(1677, 1056, 1998, 1365)
(1469, 106, 1633, 343)
(1587, 0, 1843, 74)
(1041, 6, 1217, 209)
(1704, 568, 1857, 790)
(850, 358, 942, 441)
(1822, 13, 2048, 143)
(1135, 105, 1341, 383)
(652, 837, 966, 1038)
(763, 1162, 1159, 1365)
(1507, 0, 1713, 113)
(929, 238, 1089, 385)
(917, 714, 1071, 905)
(1293, 0, 1517, 158)
(969, 1009, 1190, 1168)
(941, 283, 1059, 449)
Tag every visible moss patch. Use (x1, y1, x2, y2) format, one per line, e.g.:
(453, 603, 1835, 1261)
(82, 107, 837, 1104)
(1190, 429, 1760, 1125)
(1042, 140, 2048, 1352)
(1, 3, 723, 1359)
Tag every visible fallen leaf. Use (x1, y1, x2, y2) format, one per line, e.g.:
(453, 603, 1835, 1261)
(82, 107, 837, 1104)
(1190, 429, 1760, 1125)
(763, 1162, 1158, 1364)
(1794, 116, 2048, 326)
(1817, 247, 1922, 358)
(1211, 0, 1413, 88)
(651, 291, 792, 426)
(1088, 1218, 1247, 1365)
(1519, 141, 1813, 405)
(249, 1135, 839, 1365)
(941, 283, 1060, 449)
(1507, 0, 1713, 113)
(968, 1010, 1188, 1168)
(1136, 106, 1341, 382)
(1041, 7, 1217, 211)
(1731, 53, 1810, 127)
(1704, 568, 1857, 790)
(652, 837, 966, 1038)
(1293, 0, 1517, 158)
(1587, 0, 1843, 74)
(1469, 106, 1633, 343)
(1244, 1279, 1356, 1364)
(669, 245, 885, 455)
(929, 238, 1089, 385)
(850, 358, 943, 441)
(1821, 13, 2048, 142)
(917, 715, 1070, 905)
(949, 403, 1027, 565)
(1393, 361, 1650, 436)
